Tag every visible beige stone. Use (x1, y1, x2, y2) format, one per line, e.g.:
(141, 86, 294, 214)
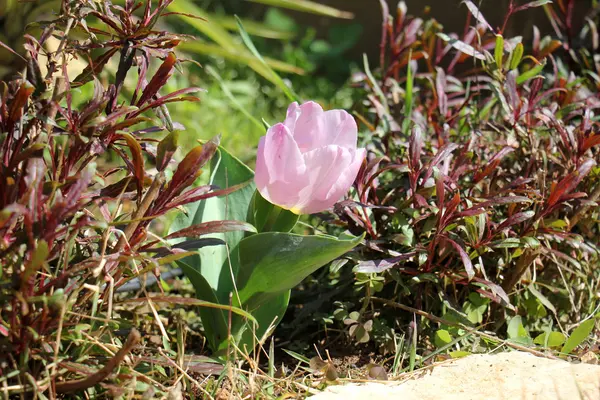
(312, 352, 600, 400)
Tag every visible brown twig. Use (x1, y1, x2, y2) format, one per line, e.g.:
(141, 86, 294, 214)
(569, 184, 600, 229)
(113, 172, 165, 252)
(55, 328, 141, 394)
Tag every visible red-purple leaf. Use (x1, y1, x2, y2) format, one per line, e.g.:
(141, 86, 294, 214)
(166, 136, 220, 199)
(409, 125, 423, 171)
(424, 143, 458, 182)
(156, 131, 179, 171)
(73, 48, 120, 87)
(167, 180, 251, 209)
(88, 106, 139, 128)
(136, 52, 177, 107)
(547, 159, 596, 206)
(436, 176, 445, 212)
(0, 39, 26, 62)
(463, 1, 493, 32)
(145, 238, 225, 257)
(473, 147, 514, 183)
(437, 32, 486, 60)
(166, 220, 257, 239)
(456, 196, 531, 218)
(582, 134, 600, 153)
(497, 210, 535, 231)
(8, 81, 34, 125)
(444, 238, 475, 279)
(355, 252, 416, 273)
(435, 67, 448, 116)
(471, 276, 512, 308)
(505, 70, 519, 110)
(117, 132, 145, 190)
(514, 0, 553, 12)
(443, 192, 461, 224)
(90, 11, 125, 35)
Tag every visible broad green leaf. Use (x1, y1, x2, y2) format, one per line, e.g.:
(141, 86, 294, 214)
(562, 319, 596, 355)
(507, 315, 529, 340)
(248, 190, 299, 233)
(235, 232, 363, 305)
(218, 232, 360, 353)
(176, 261, 229, 351)
(170, 146, 255, 302)
(434, 329, 453, 347)
(247, 0, 353, 19)
(534, 331, 566, 348)
(229, 290, 291, 354)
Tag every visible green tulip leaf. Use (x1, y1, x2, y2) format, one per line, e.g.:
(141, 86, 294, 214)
(249, 190, 299, 233)
(235, 232, 363, 305)
(171, 146, 255, 302)
(176, 260, 231, 351)
(223, 290, 291, 354)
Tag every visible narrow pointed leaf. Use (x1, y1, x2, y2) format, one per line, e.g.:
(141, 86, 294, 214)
(561, 319, 596, 355)
(166, 220, 257, 239)
(445, 238, 475, 279)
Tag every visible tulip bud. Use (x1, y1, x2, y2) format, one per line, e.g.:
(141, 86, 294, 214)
(255, 101, 366, 215)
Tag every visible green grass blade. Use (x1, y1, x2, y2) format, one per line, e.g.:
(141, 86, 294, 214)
(205, 65, 264, 131)
(178, 42, 304, 75)
(235, 15, 300, 102)
(246, 0, 353, 19)
(168, 1, 303, 84)
(213, 15, 296, 40)
(168, 0, 237, 50)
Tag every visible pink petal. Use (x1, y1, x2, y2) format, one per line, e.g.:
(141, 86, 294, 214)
(284, 101, 358, 152)
(255, 123, 309, 209)
(322, 109, 358, 150)
(285, 101, 327, 152)
(294, 146, 366, 214)
(283, 101, 301, 132)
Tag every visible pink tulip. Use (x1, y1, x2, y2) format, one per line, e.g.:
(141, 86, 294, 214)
(255, 101, 366, 214)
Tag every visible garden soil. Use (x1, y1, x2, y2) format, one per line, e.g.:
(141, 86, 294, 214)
(312, 351, 600, 400)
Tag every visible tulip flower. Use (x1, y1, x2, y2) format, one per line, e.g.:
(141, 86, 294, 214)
(255, 101, 366, 214)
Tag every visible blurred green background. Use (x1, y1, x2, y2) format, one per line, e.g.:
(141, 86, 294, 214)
(0, 0, 589, 161)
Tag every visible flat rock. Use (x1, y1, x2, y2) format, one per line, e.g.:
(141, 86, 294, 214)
(311, 351, 600, 400)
